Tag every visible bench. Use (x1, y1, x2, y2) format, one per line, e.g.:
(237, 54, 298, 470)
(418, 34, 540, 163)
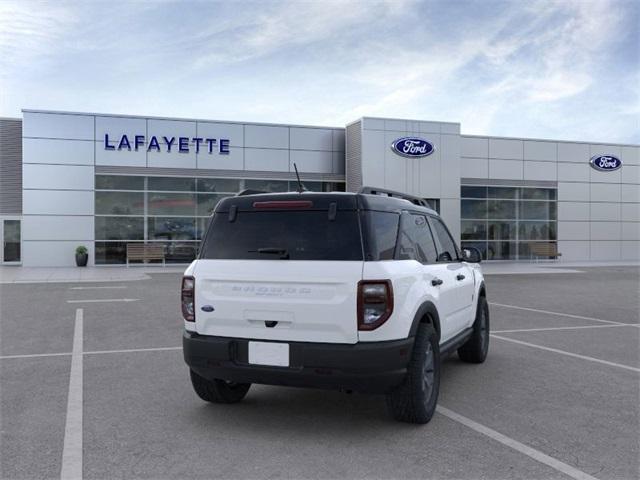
(126, 244, 165, 266)
(529, 242, 562, 261)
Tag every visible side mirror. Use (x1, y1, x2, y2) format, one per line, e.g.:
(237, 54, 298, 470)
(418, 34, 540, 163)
(462, 247, 482, 263)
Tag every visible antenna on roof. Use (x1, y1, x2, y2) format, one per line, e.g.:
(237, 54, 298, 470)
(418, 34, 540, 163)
(293, 163, 307, 193)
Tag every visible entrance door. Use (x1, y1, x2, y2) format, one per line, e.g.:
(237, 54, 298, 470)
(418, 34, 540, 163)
(2, 219, 21, 264)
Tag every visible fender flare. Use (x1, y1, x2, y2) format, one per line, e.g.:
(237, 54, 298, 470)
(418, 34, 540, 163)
(478, 280, 487, 299)
(408, 301, 442, 340)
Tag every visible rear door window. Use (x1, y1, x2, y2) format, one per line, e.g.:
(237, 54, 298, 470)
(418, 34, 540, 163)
(200, 210, 363, 260)
(429, 217, 459, 262)
(363, 211, 400, 260)
(396, 213, 438, 263)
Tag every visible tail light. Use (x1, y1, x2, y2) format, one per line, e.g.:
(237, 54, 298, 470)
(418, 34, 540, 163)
(357, 280, 393, 330)
(181, 276, 195, 322)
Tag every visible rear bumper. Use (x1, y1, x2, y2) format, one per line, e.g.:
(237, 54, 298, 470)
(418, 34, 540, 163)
(183, 331, 414, 393)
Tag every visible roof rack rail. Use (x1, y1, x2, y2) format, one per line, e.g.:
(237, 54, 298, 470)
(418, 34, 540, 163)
(236, 189, 268, 196)
(359, 186, 430, 208)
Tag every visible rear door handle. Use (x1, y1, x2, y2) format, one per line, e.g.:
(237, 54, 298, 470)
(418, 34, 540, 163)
(456, 274, 465, 281)
(431, 278, 443, 286)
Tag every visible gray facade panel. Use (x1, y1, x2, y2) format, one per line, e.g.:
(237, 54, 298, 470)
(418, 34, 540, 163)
(0, 118, 22, 214)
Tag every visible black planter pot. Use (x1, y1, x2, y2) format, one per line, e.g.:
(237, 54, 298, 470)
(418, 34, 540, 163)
(75, 253, 88, 267)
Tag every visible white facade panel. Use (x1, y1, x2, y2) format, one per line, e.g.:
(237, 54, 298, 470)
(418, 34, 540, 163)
(147, 119, 196, 140)
(620, 146, 640, 166)
(621, 184, 640, 203)
(23, 112, 94, 140)
(361, 118, 385, 130)
(589, 166, 621, 183)
(461, 136, 488, 158)
(360, 130, 386, 188)
(524, 141, 556, 161)
(621, 165, 640, 184)
(523, 160, 556, 181)
(590, 241, 621, 261)
(23, 164, 94, 190)
(440, 134, 461, 198)
(461, 157, 488, 179)
(558, 221, 589, 240)
(557, 241, 589, 261)
(96, 116, 146, 141)
(590, 222, 620, 240)
(489, 138, 523, 160)
(22, 240, 95, 267)
(621, 241, 640, 259)
(197, 146, 243, 170)
(440, 124, 460, 135)
(23, 190, 94, 215)
(332, 129, 345, 152)
(22, 215, 93, 241)
(558, 202, 590, 221)
(590, 202, 620, 222)
(557, 142, 590, 163)
(196, 122, 244, 147)
(245, 125, 289, 149)
(384, 119, 407, 131)
(621, 203, 640, 222)
(244, 148, 289, 172)
(590, 183, 620, 202)
(488, 159, 523, 180)
(290, 150, 333, 174)
(622, 222, 640, 241)
(415, 143, 441, 198)
(96, 144, 146, 167)
(290, 128, 333, 151)
(558, 182, 589, 202)
(147, 148, 196, 169)
(23, 138, 94, 166)
(558, 162, 590, 182)
(439, 198, 460, 242)
(332, 152, 346, 175)
(418, 122, 440, 134)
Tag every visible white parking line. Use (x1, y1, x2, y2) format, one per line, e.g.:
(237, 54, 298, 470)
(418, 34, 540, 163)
(491, 334, 640, 373)
(60, 308, 83, 480)
(84, 346, 181, 355)
(492, 324, 638, 334)
(437, 406, 600, 480)
(66, 298, 139, 304)
(69, 286, 127, 290)
(0, 351, 72, 360)
(489, 302, 627, 326)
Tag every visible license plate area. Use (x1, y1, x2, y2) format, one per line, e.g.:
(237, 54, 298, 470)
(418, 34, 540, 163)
(248, 341, 290, 367)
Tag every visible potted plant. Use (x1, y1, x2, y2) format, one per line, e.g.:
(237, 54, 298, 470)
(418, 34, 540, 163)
(75, 245, 88, 267)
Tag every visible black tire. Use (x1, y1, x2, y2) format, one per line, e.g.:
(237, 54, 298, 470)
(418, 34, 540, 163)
(189, 369, 251, 404)
(386, 323, 440, 424)
(458, 296, 490, 363)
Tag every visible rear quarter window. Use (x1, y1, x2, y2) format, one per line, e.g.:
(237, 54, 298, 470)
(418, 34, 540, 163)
(200, 210, 363, 261)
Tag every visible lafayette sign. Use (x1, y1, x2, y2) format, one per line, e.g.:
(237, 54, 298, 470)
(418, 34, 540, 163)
(104, 134, 231, 154)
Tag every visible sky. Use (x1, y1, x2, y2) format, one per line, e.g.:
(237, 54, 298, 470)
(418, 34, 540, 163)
(0, 0, 638, 143)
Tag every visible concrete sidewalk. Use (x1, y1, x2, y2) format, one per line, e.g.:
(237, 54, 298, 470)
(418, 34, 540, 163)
(0, 265, 186, 284)
(1, 261, 638, 284)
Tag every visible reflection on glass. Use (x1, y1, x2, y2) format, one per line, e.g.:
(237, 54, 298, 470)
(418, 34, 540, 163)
(148, 217, 196, 240)
(148, 193, 196, 216)
(461, 200, 488, 219)
(197, 178, 240, 193)
(95, 192, 144, 215)
(488, 221, 516, 240)
(488, 187, 516, 199)
(488, 200, 516, 219)
(148, 176, 195, 192)
(520, 201, 556, 220)
(95, 217, 144, 240)
(461, 186, 487, 198)
(461, 221, 486, 240)
(95, 175, 144, 190)
(245, 179, 288, 192)
(196, 194, 228, 216)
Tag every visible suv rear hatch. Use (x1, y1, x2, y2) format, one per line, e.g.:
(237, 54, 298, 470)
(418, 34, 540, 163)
(193, 194, 364, 344)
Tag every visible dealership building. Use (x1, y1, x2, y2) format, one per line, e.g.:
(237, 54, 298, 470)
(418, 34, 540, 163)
(0, 109, 638, 266)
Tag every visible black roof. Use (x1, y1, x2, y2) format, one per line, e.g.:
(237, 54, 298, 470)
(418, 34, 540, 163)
(215, 191, 438, 216)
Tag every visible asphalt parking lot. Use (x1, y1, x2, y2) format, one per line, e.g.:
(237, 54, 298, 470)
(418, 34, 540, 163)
(1, 266, 639, 480)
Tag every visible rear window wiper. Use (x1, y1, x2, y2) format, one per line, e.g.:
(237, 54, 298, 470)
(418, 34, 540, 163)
(249, 247, 290, 259)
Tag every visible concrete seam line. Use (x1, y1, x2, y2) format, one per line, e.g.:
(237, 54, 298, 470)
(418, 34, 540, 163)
(491, 334, 640, 373)
(66, 298, 139, 303)
(437, 406, 600, 480)
(61, 308, 83, 480)
(489, 302, 627, 326)
(492, 324, 637, 334)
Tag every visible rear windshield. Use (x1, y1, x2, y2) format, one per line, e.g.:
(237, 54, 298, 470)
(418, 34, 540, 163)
(200, 210, 363, 261)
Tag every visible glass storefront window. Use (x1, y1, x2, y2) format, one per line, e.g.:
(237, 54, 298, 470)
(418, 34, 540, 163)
(148, 176, 195, 192)
(245, 179, 289, 192)
(148, 217, 196, 240)
(196, 194, 229, 216)
(148, 192, 196, 216)
(95, 217, 144, 240)
(197, 178, 240, 193)
(95, 175, 144, 190)
(461, 185, 557, 260)
(95, 192, 144, 215)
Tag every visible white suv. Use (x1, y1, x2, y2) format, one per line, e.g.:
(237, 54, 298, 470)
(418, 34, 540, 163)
(182, 188, 489, 424)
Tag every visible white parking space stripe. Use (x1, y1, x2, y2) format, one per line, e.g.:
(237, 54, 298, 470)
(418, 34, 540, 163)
(492, 324, 639, 334)
(60, 308, 83, 480)
(0, 351, 72, 360)
(489, 302, 627, 326)
(84, 346, 181, 355)
(491, 334, 640, 373)
(66, 298, 139, 304)
(437, 406, 600, 480)
(69, 286, 127, 290)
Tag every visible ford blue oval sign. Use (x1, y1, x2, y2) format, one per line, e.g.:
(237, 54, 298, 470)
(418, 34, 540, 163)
(590, 155, 622, 172)
(391, 137, 435, 158)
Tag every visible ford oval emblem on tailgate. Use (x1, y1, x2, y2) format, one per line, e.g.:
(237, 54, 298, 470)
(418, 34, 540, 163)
(391, 137, 435, 158)
(201, 305, 215, 312)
